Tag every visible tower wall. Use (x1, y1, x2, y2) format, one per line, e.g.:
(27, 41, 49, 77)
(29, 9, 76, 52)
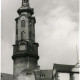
(13, 57, 37, 80)
(17, 16, 29, 41)
(16, 15, 35, 43)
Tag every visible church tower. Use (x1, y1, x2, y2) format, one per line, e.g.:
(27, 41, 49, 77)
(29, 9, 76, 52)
(12, 0, 39, 80)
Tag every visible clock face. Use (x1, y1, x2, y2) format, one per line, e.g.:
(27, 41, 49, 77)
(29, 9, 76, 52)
(19, 44, 26, 51)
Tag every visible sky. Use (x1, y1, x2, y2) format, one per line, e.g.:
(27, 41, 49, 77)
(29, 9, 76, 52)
(1, 0, 79, 74)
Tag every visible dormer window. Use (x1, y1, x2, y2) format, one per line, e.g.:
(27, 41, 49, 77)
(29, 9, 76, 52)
(40, 74, 45, 78)
(21, 20, 25, 27)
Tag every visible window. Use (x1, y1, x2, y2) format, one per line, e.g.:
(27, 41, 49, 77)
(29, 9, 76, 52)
(21, 31, 26, 40)
(19, 45, 26, 51)
(24, 0, 26, 2)
(21, 20, 25, 27)
(40, 74, 45, 78)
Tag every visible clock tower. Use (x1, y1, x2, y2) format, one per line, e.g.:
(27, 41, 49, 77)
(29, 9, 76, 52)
(12, 0, 39, 80)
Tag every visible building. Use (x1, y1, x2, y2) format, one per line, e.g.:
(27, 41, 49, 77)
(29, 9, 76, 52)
(1, 73, 13, 80)
(1, 0, 53, 80)
(1, 0, 79, 80)
(52, 63, 79, 80)
(12, 0, 39, 80)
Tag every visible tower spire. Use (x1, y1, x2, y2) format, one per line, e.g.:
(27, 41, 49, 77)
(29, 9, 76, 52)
(17, 0, 34, 15)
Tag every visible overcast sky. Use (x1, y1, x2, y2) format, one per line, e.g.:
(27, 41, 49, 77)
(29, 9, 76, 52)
(1, 0, 79, 74)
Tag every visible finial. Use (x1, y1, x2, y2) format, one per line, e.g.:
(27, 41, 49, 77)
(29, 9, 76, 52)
(22, 0, 29, 7)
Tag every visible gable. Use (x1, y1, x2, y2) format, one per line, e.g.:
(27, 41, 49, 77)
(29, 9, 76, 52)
(34, 70, 53, 80)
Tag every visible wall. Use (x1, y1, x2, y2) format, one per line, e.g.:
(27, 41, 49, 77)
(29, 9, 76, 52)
(13, 57, 37, 80)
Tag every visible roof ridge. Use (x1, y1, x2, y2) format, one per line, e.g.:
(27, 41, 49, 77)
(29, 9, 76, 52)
(40, 69, 52, 71)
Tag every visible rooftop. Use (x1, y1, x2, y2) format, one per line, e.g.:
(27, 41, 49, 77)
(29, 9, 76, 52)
(53, 63, 75, 72)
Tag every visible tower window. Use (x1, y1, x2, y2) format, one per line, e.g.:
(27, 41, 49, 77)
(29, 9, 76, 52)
(24, 0, 26, 2)
(21, 31, 26, 40)
(40, 74, 45, 78)
(21, 20, 25, 27)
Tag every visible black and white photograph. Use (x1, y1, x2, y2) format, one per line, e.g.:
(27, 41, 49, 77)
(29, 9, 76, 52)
(1, 0, 80, 80)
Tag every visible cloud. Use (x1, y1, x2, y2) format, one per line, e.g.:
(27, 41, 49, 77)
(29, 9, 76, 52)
(35, 4, 78, 69)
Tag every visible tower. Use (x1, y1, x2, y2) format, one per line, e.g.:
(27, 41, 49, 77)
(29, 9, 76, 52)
(12, 0, 39, 80)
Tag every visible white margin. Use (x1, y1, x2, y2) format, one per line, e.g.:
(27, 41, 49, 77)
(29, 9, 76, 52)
(0, 0, 1, 74)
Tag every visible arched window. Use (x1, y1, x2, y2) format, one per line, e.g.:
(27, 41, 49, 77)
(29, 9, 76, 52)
(24, 0, 26, 2)
(21, 20, 25, 27)
(21, 31, 26, 40)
